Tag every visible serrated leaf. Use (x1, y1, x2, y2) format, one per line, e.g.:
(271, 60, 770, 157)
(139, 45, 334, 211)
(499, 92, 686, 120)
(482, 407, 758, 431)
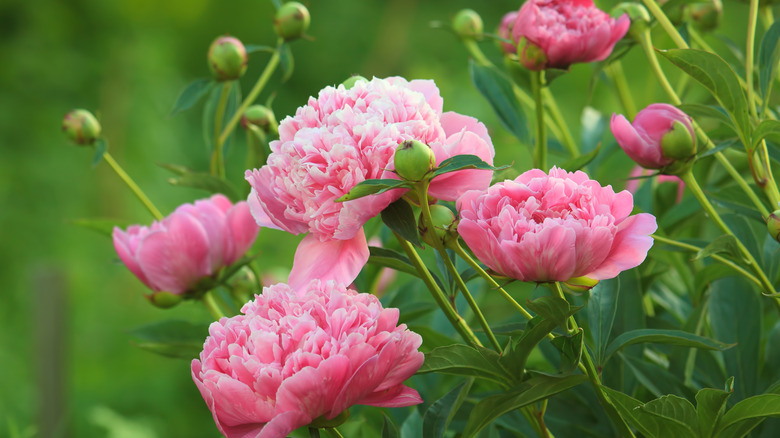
(126, 319, 210, 359)
(469, 60, 529, 143)
(751, 119, 780, 150)
(716, 394, 780, 438)
(170, 78, 215, 115)
(335, 179, 411, 202)
(586, 277, 619, 365)
(431, 154, 508, 178)
(759, 20, 780, 114)
(422, 380, 472, 438)
(659, 49, 751, 147)
(280, 43, 294, 83)
(68, 218, 132, 238)
(92, 138, 107, 168)
(694, 235, 743, 262)
(604, 329, 733, 362)
(559, 143, 601, 172)
(367, 246, 419, 277)
(695, 380, 733, 438)
(167, 172, 241, 202)
(417, 344, 512, 385)
(382, 199, 423, 248)
(461, 374, 587, 438)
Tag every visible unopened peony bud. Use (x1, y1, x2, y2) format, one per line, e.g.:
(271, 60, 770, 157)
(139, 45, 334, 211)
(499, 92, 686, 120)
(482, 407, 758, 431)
(241, 105, 277, 133)
(516, 37, 548, 71)
(419, 204, 456, 247)
(611, 3, 650, 40)
(394, 139, 435, 182)
(274, 2, 310, 41)
(563, 276, 599, 294)
(208, 36, 248, 81)
(687, 0, 722, 34)
(147, 291, 183, 309)
(660, 120, 697, 160)
(768, 210, 780, 242)
(341, 75, 368, 89)
(62, 109, 101, 146)
(497, 11, 519, 55)
(452, 9, 483, 40)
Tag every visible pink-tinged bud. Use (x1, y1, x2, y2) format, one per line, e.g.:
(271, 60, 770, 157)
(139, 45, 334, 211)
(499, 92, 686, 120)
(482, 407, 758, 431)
(611, 103, 696, 171)
(62, 109, 101, 146)
(498, 11, 519, 55)
(241, 105, 277, 133)
(341, 75, 368, 89)
(768, 210, 780, 242)
(511, 0, 630, 71)
(611, 3, 650, 40)
(563, 276, 599, 293)
(452, 9, 483, 40)
(687, 0, 722, 34)
(394, 139, 435, 182)
(208, 36, 248, 81)
(274, 2, 311, 41)
(419, 204, 456, 247)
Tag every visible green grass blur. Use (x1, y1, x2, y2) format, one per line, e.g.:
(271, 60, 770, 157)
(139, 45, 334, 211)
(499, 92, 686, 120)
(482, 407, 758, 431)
(0, 0, 757, 436)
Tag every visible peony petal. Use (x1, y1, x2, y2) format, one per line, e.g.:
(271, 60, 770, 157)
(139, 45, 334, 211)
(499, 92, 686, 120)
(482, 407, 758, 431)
(112, 227, 152, 288)
(359, 384, 423, 408)
(586, 213, 657, 280)
(288, 231, 370, 292)
(225, 202, 261, 265)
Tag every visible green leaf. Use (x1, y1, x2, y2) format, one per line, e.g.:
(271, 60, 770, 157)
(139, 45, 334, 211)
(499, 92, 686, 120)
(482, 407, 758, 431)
(695, 378, 733, 438)
(126, 319, 210, 359)
(751, 119, 780, 150)
(431, 154, 509, 178)
(417, 344, 512, 385)
(559, 143, 601, 172)
(469, 60, 529, 143)
(549, 330, 583, 375)
(170, 78, 215, 115)
(709, 277, 761, 401)
(525, 295, 576, 329)
(604, 329, 733, 362)
(659, 49, 751, 146)
(167, 172, 241, 202)
(69, 218, 132, 238)
(156, 162, 192, 176)
(92, 138, 107, 168)
(335, 179, 411, 202)
(400, 408, 422, 438)
(677, 103, 736, 132)
(461, 374, 587, 438)
(766, 322, 780, 384)
(694, 235, 743, 262)
(639, 395, 698, 438)
(422, 380, 472, 438)
(280, 43, 294, 82)
(367, 246, 419, 277)
(246, 124, 269, 169)
(601, 386, 694, 438)
(381, 199, 423, 248)
(716, 394, 780, 438)
(382, 414, 399, 438)
(586, 277, 619, 365)
(759, 20, 780, 114)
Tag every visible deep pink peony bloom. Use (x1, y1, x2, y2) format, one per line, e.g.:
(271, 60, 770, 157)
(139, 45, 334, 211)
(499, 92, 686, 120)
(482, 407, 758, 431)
(498, 11, 519, 55)
(112, 194, 259, 295)
(191, 280, 424, 438)
(611, 103, 696, 170)
(246, 77, 495, 289)
(511, 0, 630, 70)
(457, 167, 657, 282)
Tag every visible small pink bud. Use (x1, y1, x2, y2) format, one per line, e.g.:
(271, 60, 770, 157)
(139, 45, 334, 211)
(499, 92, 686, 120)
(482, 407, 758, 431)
(497, 11, 519, 55)
(419, 204, 456, 248)
(208, 36, 248, 81)
(274, 2, 311, 41)
(452, 9, 483, 40)
(393, 139, 436, 182)
(62, 109, 101, 146)
(241, 105, 277, 133)
(768, 210, 780, 242)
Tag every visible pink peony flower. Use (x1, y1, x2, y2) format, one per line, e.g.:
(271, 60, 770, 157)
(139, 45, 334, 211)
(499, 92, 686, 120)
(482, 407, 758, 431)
(498, 11, 519, 55)
(457, 167, 657, 282)
(191, 280, 424, 438)
(511, 0, 630, 70)
(611, 103, 696, 170)
(112, 194, 259, 296)
(246, 77, 495, 289)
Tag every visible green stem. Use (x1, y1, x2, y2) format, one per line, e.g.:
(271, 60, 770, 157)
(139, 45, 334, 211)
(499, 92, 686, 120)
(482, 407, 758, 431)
(210, 82, 232, 178)
(606, 62, 637, 119)
(679, 170, 778, 297)
(218, 43, 281, 146)
(553, 283, 637, 438)
(325, 428, 344, 438)
(747, 0, 760, 120)
(462, 38, 492, 67)
(541, 88, 578, 156)
(203, 291, 226, 320)
(394, 232, 482, 347)
(637, 30, 678, 103)
(531, 70, 547, 170)
(102, 152, 164, 220)
(651, 234, 761, 287)
(641, 0, 689, 49)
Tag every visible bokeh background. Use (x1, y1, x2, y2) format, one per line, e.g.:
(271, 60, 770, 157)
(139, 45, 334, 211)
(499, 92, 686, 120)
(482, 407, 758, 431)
(0, 0, 756, 436)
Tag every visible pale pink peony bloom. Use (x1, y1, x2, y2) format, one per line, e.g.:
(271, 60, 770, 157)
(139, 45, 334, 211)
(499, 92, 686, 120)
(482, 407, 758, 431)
(498, 11, 519, 55)
(511, 0, 630, 70)
(246, 77, 495, 289)
(625, 166, 685, 204)
(457, 167, 657, 282)
(112, 194, 259, 295)
(611, 103, 696, 169)
(191, 280, 424, 438)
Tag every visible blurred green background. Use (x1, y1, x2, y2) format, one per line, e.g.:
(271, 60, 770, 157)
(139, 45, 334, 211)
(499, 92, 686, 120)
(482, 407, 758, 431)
(0, 0, 758, 436)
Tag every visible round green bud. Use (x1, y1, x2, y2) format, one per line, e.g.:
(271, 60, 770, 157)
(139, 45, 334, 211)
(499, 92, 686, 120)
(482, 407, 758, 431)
(452, 9, 483, 40)
(394, 139, 436, 182)
(341, 75, 368, 89)
(686, 0, 722, 34)
(62, 109, 101, 146)
(418, 204, 456, 247)
(274, 2, 311, 41)
(208, 36, 248, 81)
(768, 210, 780, 242)
(660, 120, 697, 160)
(147, 291, 183, 309)
(241, 105, 277, 133)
